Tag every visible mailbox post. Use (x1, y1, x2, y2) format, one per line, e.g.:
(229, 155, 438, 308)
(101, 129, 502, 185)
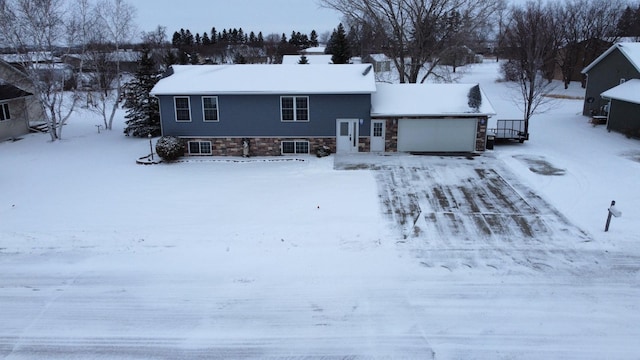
(605, 200, 622, 232)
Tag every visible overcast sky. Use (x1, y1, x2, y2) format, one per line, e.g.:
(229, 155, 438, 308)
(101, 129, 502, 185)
(134, 0, 343, 40)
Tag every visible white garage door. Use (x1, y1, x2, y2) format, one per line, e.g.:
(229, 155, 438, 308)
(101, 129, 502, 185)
(397, 118, 477, 152)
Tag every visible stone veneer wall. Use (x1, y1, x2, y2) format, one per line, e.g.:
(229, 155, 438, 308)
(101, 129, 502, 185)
(475, 117, 488, 151)
(183, 137, 337, 156)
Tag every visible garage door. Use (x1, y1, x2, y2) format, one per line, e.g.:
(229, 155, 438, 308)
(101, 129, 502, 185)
(397, 118, 477, 152)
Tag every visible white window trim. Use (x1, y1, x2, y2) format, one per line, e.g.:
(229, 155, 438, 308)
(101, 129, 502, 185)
(281, 140, 310, 155)
(0, 103, 10, 121)
(280, 96, 310, 122)
(174, 96, 192, 122)
(188, 140, 212, 155)
(202, 96, 219, 122)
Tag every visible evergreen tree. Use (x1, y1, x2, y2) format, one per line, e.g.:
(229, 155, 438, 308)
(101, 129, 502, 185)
(467, 84, 482, 112)
(298, 55, 309, 64)
(171, 31, 181, 46)
(210, 27, 217, 44)
(310, 30, 319, 47)
(123, 47, 161, 137)
(195, 33, 201, 46)
(202, 32, 210, 46)
(326, 24, 351, 64)
(617, 6, 635, 36)
(257, 32, 264, 46)
(184, 29, 194, 46)
(238, 28, 245, 43)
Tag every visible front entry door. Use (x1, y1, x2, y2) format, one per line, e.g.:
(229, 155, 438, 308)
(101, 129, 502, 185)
(336, 119, 359, 153)
(370, 120, 386, 152)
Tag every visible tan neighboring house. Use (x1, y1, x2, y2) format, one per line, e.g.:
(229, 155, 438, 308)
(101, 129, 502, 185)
(0, 59, 46, 141)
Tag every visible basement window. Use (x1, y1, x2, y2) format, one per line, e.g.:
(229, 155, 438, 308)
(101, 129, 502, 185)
(188, 141, 212, 155)
(281, 140, 309, 155)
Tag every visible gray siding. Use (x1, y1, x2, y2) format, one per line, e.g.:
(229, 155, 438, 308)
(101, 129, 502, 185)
(158, 94, 371, 137)
(0, 98, 30, 141)
(607, 99, 640, 137)
(583, 48, 640, 116)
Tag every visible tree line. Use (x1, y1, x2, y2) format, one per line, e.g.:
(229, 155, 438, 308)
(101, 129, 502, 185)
(170, 27, 321, 65)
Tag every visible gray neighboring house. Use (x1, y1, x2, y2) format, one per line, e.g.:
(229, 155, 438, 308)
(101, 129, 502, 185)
(600, 79, 640, 138)
(581, 42, 640, 117)
(0, 59, 45, 141)
(151, 64, 494, 156)
(0, 82, 33, 141)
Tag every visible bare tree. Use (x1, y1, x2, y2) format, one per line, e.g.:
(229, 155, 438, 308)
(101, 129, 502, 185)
(90, 0, 136, 131)
(141, 25, 169, 68)
(554, 0, 625, 89)
(0, 0, 78, 141)
(501, 0, 558, 135)
(320, 0, 503, 83)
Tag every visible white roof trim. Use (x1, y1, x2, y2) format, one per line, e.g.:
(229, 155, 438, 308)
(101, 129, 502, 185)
(582, 42, 640, 74)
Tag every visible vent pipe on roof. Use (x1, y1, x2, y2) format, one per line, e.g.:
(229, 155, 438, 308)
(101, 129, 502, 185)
(362, 65, 372, 76)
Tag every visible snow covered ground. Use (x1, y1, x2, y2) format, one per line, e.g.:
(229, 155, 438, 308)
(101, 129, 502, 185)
(1, 60, 639, 359)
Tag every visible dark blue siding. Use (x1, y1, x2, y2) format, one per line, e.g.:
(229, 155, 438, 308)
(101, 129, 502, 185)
(158, 94, 371, 137)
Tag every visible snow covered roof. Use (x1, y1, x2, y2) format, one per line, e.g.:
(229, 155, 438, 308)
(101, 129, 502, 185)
(150, 64, 376, 95)
(600, 78, 640, 104)
(371, 83, 496, 117)
(581, 42, 640, 74)
(281, 54, 333, 65)
(301, 46, 326, 54)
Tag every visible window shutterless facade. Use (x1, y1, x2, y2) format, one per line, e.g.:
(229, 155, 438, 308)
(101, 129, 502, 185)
(188, 141, 212, 155)
(281, 140, 309, 154)
(174, 96, 191, 122)
(281, 96, 309, 121)
(0, 103, 10, 121)
(202, 96, 219, 122)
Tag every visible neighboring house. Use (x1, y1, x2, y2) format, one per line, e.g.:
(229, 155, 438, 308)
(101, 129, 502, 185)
(0, 82, 34, 141)
(150, 64, 493, 156)
(371, 83, 494, 153)
(0, 59, 46, 139)
(581, 42, 640, 116)
(600, 79, 640, 138)
(553, 38, 611, 85)
(62, 50, 141, 74)
(364, 54, 392, 73)
(301, 46, 326, 55)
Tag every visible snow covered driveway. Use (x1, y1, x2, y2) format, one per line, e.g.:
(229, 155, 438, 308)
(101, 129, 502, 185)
(336, 154, 599, 274)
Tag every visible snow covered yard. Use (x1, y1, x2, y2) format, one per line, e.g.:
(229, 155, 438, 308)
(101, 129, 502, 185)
(1, 61, 640, 359)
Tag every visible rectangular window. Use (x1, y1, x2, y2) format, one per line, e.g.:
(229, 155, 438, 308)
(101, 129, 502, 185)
(281, 140, 309, 155)
(373, 122, 383, 137)
(281, 96, 309, 122)
(188, 141, 212, 155)
(174, 97, 191, 122)
(202, 96, 219, 122)
(0, 103, 10, 121)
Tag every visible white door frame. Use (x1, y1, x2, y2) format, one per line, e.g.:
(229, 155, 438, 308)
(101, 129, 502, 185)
(370, 120, 386, 152)
(336, 119, 359, 153)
